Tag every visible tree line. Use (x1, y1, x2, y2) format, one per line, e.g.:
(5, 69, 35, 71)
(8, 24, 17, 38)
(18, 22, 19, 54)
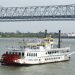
(0, 31, 58, 38)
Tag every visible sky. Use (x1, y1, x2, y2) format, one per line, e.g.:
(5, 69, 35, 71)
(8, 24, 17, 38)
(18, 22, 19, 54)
(0, 0, 75, 33)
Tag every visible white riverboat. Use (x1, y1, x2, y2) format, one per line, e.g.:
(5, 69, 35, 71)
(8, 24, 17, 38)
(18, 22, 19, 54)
(1, 30, 75, 65)
(1, 37, 73, 65)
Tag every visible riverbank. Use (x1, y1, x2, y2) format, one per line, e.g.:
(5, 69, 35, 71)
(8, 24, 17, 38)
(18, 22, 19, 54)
(0, 32, 75, 38)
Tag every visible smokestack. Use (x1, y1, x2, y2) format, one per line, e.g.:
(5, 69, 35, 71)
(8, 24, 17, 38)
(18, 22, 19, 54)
(44, 29, 47, 38)
(58, 30, 61, 48)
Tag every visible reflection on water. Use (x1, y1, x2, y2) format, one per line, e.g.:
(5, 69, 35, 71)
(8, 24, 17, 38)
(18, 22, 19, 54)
(0, 38, 75, 75)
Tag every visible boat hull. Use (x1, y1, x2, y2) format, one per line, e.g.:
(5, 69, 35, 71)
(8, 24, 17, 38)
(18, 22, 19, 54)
(7, 55, 70, 65)
(1, 58, 70, 66)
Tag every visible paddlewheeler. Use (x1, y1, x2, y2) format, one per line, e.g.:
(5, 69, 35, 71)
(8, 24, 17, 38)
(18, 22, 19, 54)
(0, 30, 75, 65)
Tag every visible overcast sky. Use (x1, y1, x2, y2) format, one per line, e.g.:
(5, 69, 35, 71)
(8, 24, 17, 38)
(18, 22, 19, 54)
(0, 0, 75, 33)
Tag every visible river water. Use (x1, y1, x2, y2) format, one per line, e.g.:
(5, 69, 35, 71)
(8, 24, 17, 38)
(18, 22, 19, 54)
(0, 38, 75, 75)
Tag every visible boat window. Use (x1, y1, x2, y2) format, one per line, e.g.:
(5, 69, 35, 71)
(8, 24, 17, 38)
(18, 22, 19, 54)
(67, 50, 69, 52)
(22, 52, 24, 56)
(24, 46, 26, 49)
(28, 53, 30, 56)
(6, 51, 8, 54)
(34, 53, 35, 56)
(37, 47, 39, 49)
(27, 53, 37, 56)
(45, 58, 46, 60)
(46, 52, 47, 54)
(50, 39, 53, 41)
(31, 53, 33, 56)
(12, 52, 14, 54)
(48, 51, 51, 54)
(19, 52, 21, 56)
(52, 51, 54, 53)
(39, 59, 40, 61)
(31, 53, 32, 56)
(33, 47, 36, 49)
(55, 51, 57, 53)
(50, 52, 51, 54)
(51, 44, 53, 47)
(9, 52, 11, 54)
(15, 52, 17, 54)
(48, 51, 50, 54)
(30, 46, 32, 49)
(36, 53, 37, 56)
(58, 57, 60, 59)
(34, 53, 37, 56)
(48, 51, 59, 54)
(27, 53, 28, 56)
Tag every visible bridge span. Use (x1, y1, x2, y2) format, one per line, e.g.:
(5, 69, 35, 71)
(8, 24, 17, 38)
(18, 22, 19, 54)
(0, 4, 75, 21)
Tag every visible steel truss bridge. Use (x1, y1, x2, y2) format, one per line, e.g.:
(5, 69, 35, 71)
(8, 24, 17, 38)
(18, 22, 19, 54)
(0, 4, 75, 21)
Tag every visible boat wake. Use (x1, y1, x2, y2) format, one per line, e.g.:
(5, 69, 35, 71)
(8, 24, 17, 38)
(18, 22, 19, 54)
(68, 51, 75, 56)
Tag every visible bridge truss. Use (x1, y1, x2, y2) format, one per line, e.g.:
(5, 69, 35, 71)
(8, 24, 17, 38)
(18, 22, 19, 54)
(0, 4, 75, 21)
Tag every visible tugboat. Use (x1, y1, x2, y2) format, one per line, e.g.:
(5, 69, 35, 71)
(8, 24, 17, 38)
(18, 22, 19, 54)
(0, 30, 75, 65)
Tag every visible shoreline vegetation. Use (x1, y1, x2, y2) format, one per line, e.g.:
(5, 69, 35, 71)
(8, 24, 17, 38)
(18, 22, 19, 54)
(0, 31, 75, 38)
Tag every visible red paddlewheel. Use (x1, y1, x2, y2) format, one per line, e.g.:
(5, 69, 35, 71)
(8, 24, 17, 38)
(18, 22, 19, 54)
(1, 54, 20, 65)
